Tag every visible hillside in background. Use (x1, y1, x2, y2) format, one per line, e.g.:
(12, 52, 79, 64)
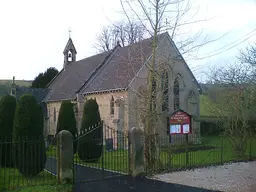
(0, 79, 32, 98)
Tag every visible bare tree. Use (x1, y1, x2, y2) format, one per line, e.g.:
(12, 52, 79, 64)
(116, 0, 214, 171)
(238, 43, 256, 67)
(238, 43, 256, 81)
(95, 27, 112, 52)
(92, 0, 224, 172)
(95, 20, 148, 52)
(206, 57, 256, 158)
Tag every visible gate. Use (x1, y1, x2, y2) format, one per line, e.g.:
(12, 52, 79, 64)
(73, 121, 130, 183)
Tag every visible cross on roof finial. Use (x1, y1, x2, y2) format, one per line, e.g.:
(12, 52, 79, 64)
(68, 28, 72, 38)
(165, 18, 169, 32)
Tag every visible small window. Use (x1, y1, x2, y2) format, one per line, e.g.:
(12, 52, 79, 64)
(110, 96, 114, 116)
(53, 107, 56, 123)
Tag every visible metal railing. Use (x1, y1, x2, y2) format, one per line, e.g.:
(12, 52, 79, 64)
(73, 122, 130, 183)
(0, 136, 57, 191)
(145, 134, 256, 174)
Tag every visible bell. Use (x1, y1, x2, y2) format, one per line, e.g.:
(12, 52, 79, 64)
(68, 53, 72, 57)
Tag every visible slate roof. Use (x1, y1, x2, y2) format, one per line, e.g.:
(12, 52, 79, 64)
(15, 86, 49, 103)
(79, 35, 155, 94)
(44, 32, 200, 102)
(43, 50, 113, 101)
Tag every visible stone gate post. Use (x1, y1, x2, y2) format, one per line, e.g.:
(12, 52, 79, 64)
(129, 127, 145, 177)
(57, 130, 73, 184)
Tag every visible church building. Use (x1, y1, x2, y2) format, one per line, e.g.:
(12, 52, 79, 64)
(43, 32, 201, 143)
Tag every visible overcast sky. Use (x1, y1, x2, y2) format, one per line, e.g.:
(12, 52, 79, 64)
(0, 0, 255, 82)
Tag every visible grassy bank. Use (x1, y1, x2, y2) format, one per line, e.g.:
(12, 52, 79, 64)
(4, 184, 72, 192)
(0, 168, 56, 191)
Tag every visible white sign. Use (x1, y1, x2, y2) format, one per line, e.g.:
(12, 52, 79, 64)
(170, 124, 181, 134)
(183, 124, 190, 133)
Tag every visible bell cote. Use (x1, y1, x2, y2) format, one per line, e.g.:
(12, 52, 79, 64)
(63, 38, 77, 68)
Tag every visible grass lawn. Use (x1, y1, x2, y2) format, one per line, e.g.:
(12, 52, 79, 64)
(160, 136, 256, 170)
(4, 184, 72, 192)
(74, 150, 129, 173)
(46, 136, 256, 174)
(0, 168, 56, 191)
(46, 146, 129, 173)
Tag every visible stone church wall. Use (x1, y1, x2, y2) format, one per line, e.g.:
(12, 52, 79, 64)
(46, 101, 62, 136)
(85, 91, 128, 132)
(84, 91, 129, 149)
(126, 34, 201, 145)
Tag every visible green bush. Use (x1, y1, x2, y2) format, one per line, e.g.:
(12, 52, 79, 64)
(200, 122, 224, 136)
(0, 95, 17, 167)
(12, 94, 46, 177)
(78, 99, 102, 161)
(56, 100, 78, 154)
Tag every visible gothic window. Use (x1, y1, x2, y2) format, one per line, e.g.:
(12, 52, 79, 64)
(174, 78, 180, 110)
(151, 78, 157, 111)
(110, 96, 115, 116)
(162, 71, 169, 111)
(53, 107, 56, 123)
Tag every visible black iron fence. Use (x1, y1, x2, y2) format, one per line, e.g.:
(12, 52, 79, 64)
(73, 123, 130, 183)
(145, 134, 256, 174)
(2, 131, 255, 189)
(0, 136, 57, 191)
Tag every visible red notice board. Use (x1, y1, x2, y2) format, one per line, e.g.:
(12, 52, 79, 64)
(168, 109, 192, 134)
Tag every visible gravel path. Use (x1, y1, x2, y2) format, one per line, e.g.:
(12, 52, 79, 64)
(151, 161, 256, 192)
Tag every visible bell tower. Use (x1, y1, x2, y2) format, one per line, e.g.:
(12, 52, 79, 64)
(63, 29, 77, 68)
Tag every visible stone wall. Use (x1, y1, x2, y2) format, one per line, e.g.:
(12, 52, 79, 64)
(126, 34, 201, 144)
(85, 91, 129, 133)
(84, 92, 129, 149)
(46, 101, 62, 136)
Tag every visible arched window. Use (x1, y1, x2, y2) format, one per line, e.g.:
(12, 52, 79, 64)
(68, 50, 72, 62)
(53, 107, 56, 123)
(110, 96, 115, 116)
(161, 71, 169, 111)
(174, 78, 180, 110)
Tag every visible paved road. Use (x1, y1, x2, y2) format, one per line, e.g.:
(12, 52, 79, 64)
(45, 157, 221, 192)
(45, 157, 58, 175)
(45, 157, 123, 181)
(73, 176, 221, 192)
